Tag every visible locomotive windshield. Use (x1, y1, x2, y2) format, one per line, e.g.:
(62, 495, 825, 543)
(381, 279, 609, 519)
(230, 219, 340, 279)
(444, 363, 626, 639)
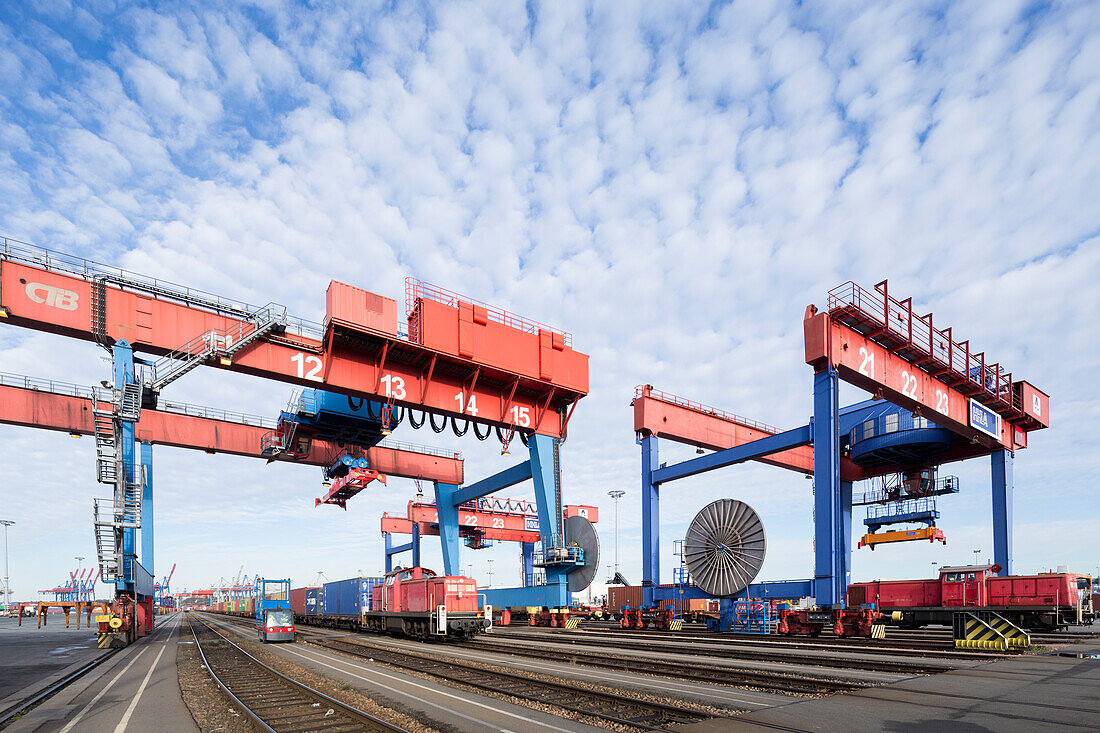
(265, 609, 293, 626)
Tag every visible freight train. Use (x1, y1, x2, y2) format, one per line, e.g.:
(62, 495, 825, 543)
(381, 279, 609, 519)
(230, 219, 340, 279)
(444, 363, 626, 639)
(212, 567, 488, 639)
(849, 564, 1094, 631)
(296, 567, 488, 639)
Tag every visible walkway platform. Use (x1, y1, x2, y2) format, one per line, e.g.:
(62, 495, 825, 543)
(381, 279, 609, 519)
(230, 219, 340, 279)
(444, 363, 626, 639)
(5, 611, 196, 732)
(680, 638, 1100, 732)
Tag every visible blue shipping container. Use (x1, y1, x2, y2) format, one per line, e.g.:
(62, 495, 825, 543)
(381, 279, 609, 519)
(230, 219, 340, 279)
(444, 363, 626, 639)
(323, 577, 385, 616)
(305, 588, 321, 616)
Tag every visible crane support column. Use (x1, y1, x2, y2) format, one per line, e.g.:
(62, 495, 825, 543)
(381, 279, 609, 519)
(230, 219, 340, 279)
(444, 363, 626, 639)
(433, 481, 462, 576)
(640, 435, 659, 608)
(528, 433, 569, 607)
(140, 442, 153, 578)
(992, 449, 1013, 577)
(114, 342, 138, 595)
(813, 366, 845, 608)
(522, 542, 534, 586)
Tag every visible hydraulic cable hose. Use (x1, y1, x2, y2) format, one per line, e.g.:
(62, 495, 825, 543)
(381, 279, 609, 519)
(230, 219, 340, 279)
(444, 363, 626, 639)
(429, 412, 447, 433)
(408, 409, 426, 429)
(472, 421, 491, 441)
(451, 418, 469, 437)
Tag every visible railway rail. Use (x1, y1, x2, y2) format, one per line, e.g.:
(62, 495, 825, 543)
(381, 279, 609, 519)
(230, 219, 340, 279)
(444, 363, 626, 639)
(302, 632, 719, 730)
(500, 627, 1003, 662)
(465, 636, 922, 686)
(188, 614, 408, 733)
(205, 612, 722, 730)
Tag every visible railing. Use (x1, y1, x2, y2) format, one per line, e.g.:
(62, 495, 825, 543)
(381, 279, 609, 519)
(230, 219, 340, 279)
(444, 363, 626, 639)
(0, 235, 323, 340)
(0, 372, 108, 401)
(458, 496, 537, 515)
(827, 281, 1021, 413)
(405, 277, 572, 347)
(0, 371, 280, 429)
(375, 438, 462, 460)
(633, 385, 779, 434)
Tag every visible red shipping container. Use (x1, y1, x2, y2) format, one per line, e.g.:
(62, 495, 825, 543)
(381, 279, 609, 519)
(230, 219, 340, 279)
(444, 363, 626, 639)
(608, 585, 644, 610)
(290, 587, 319, 617)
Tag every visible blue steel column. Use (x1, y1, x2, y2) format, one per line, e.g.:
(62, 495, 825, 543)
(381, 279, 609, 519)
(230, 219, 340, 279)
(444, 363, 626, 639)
(528, 433, 569, 607)
(140, 442, 153, 580)
(433, 481, 461, 576)
(840, 479, 853, 598)
(411, 522, 421, 568)
(113, 342, 137, 595)
(640, 436, 659, 608)
(991, 449, 1013, 577)
(384, 534, 394, 573)
(521, 542, 534, 586)
(812, 367, 842, 607)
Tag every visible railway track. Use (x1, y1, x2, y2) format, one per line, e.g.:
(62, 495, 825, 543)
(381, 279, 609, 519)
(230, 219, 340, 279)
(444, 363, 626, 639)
(465, 636, 915, 688)
(188, 614, 407, 733)
(501, 627, 1003, 662)
(299, 632, 723, 730)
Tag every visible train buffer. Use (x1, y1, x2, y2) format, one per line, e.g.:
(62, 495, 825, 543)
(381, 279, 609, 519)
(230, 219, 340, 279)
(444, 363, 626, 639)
(953, 610, 1030, 651)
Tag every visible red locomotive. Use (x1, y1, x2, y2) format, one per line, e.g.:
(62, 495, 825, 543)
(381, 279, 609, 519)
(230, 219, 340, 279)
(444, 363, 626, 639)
(367, 566, 485, 637)
(849, 564, 1094, 631)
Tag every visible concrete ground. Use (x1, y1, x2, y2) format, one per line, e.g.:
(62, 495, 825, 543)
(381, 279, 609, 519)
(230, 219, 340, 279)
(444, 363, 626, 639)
(6, 611, 197, 733)
(679, 639, 1100, 732)
(0, 615, 104, 705)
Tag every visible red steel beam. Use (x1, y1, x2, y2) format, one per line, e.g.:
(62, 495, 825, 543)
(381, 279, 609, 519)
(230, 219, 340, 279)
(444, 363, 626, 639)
(381, 499, 596, 544)
(805, 307, 1027, 451)
(632, 387, 864, 481)
(0, 256, 586, 436)
(0, 384, 464, 483)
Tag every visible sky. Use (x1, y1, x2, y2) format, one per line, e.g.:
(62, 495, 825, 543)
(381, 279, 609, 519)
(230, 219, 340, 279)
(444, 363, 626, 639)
(0, 0, 1098, 603)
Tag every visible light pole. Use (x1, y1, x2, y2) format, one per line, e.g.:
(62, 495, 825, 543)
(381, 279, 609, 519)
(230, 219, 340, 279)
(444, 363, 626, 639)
(931, 561, 938, 577)
(608, 490, 625, 579)
(0, 520, 13, 607)
(487, 559, 494, 588)
(75, 556, 85, 573)
(973, 549, 981, 565)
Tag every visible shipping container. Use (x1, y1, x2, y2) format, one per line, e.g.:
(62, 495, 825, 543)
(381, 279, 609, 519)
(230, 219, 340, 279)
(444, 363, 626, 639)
(323, 577, 384, 616)
(290, 587, 320, 617)
(608, 585, 644, 611)
(305, 587, 321, 616)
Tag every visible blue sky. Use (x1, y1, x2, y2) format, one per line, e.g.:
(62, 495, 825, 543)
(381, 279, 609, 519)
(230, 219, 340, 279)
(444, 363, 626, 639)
(1, 1, 1098, 601)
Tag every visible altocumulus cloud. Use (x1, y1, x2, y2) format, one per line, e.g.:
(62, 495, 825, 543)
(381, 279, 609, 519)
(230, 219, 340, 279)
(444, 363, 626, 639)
(0, 1, 1097, 598)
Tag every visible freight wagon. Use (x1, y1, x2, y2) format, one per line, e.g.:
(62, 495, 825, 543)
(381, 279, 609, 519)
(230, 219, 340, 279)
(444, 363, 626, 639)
(849, 564, 1094, 630)
(607, 585, 720, 623)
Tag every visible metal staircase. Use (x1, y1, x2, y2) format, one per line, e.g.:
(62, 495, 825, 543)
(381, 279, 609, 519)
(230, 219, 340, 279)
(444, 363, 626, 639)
(149, 304, 287, 392)
(93, 499, 121, 580)
(90, 387, 145, 583)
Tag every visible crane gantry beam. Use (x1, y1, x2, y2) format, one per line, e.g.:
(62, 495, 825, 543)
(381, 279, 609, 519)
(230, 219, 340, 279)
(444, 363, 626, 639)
(0, 238, 588, 437)
(0, 375, 464, 483)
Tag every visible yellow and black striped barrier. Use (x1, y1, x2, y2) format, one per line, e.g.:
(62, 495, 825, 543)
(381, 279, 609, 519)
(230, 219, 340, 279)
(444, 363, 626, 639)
(870, 623, 886, 639)
(563, 618, 580, 629)
(669, 619, 684, 631)
(953, 611, 1030, 651)
(97, 633, 111, 648)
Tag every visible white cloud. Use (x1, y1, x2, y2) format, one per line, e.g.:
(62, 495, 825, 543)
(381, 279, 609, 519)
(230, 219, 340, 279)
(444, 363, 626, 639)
(0, 1, 1098, 601)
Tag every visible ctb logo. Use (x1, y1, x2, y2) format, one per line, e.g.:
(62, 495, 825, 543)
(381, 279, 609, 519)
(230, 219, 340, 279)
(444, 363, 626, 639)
(25, 282, 79, 310)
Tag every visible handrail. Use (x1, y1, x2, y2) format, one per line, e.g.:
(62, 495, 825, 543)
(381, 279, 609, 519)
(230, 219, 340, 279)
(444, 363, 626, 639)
(406, 277, 572, 346)
(827, 281, 1022, 414)
(633, 385, 779, 434)
(0, 235, 323, 340)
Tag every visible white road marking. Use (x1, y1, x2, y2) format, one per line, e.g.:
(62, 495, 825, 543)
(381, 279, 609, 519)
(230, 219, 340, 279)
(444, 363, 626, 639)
(282, 644, 579, 733)
(58, 648, 149, 733)
(114, 640, 168, 731)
